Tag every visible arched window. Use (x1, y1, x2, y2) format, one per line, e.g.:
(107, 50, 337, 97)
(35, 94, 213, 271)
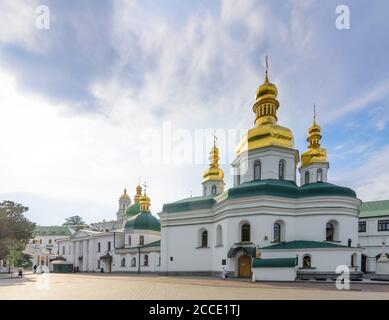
(211, 185, 217, 195)
(303, 255, 311, 268)
(131, 257, 136, 267)
(216, 225, 222, 246)
(273, 223, 281, 242)
(279, 160, 285, 180)
(139, 235, 144, 245)
(201, 230, 208, 247)
(144, 255, 149, 266)
(317, 169, 323, 182)
(121, 257, 126, 267)
(128, 235, 131, 246)
(241, 223, 251, 242)
(305, 171, 310, 184)
(254, 160, 261, 180)
(326, 223, 335, 241)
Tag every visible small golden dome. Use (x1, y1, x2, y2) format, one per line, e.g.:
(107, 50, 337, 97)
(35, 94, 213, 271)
(134, 183, 142, 203)
(120, 189, 130, 201)
(139, 192, 151, 212)
(301, 107, 328, 168)
(255, 72, 278, 101)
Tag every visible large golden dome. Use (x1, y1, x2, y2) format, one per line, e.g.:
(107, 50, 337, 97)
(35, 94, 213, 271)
(236, 60, 295, 157)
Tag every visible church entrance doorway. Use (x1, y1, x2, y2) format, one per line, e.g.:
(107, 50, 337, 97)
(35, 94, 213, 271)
(238, 255, 252, 277)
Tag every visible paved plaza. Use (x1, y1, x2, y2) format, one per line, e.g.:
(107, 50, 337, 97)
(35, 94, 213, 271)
(1, 273, 389, 300)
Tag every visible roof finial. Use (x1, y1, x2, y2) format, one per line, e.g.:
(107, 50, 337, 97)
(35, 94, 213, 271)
(212, 129, 218, 148)
(142, 181, 148, 195)
(313, 103, 317, 124)
(265, 55, 269, 81)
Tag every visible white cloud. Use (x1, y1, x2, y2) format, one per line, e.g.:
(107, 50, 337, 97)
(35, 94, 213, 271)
(3, 0, 388, 226)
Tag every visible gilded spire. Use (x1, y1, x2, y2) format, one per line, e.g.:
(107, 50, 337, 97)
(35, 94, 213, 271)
(301, 105, 328, 168)
(236, 58, 295, 157)
(139, 181, 151, 212)
(254, 56, 279, 126)
(134, 181, 142, 203)
(203, 132, 224, 182)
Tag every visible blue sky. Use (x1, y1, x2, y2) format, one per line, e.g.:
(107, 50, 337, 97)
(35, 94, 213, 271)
(0, 0, 389, 225)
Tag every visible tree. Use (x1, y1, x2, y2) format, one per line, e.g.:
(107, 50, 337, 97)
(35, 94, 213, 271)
(63, 215, 87, 231)
(0, 201, 35, 260)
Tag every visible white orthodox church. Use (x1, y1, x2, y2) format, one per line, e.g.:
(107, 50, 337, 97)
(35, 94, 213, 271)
(49, 62, 389, 281)
(159, 65, 362, 281)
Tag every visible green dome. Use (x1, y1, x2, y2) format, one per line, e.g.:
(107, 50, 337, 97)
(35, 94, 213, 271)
(124, 212, 160, 232)
(125, 202, 141, 217)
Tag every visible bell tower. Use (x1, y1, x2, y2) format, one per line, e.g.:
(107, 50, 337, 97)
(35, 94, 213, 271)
(202, 133, 225, 196)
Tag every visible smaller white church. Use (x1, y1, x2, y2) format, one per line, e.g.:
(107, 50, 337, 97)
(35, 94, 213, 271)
(57, 184, 161, 273)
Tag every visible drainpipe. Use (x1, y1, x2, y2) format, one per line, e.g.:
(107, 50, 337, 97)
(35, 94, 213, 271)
(137, 247, 140, 273)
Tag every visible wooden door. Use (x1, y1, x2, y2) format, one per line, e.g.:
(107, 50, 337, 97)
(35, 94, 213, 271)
(238, 255, 252, 277)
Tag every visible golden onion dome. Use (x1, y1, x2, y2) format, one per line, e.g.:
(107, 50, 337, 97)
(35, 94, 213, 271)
(119, 189, 130, 201)
(139, 192, 151, 212)
(255, 72, 278, 101)
(301, 107, 328, 168)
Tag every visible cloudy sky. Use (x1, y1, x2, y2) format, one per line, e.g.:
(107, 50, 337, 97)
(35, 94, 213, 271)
(0, 0, 389, 225)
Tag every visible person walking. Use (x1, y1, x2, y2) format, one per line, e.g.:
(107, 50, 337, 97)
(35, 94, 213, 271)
(222, 265, 227, 280)
(33, 265, 37, 274)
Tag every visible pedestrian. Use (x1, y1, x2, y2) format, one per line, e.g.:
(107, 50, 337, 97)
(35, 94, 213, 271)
(33, 265, 37, 273)
(222, 265, 227, 280)
(18, 268, 23, 278)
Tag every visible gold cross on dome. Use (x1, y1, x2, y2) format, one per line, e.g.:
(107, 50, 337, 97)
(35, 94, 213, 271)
(142, 181, 148, 194)
(211, 129, 218, 147)
(313, 103, 317, 123)
(265, 55, 269, 73)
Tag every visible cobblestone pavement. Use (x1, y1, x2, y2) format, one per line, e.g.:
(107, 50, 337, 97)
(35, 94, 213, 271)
(0, 273, 389, 300)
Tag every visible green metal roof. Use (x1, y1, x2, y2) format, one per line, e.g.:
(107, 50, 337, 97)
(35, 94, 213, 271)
(124, 212, 161, 232)
(261, 240, 353, 250)
(140, 240, 161, 248)
(163, 195, 216, 213)
(163, 179, 356, 213)
(252, 258, 297, 268)
(125, 202, 141, 217)
(359, 200, 389, 219)
(33, 226, 72, 236)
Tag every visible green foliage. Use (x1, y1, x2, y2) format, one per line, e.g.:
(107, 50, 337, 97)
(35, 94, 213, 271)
(0, 201, 35, 260)
(63, 215, 87, 231)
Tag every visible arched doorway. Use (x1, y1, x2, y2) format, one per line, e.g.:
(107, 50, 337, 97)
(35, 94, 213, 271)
(361, 255, 367, 273)
(238, 255, 252, 277)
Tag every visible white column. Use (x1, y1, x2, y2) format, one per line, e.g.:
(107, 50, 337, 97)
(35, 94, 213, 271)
(75, 241, 80, 269)
(72, 242, 76, 268)
(88, 240, 94, 271)
(82, 240, 88, 271)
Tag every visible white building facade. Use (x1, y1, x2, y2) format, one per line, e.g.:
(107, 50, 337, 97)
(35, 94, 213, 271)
(24, 226, 74, 267)
(358, 200, 389, 274)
